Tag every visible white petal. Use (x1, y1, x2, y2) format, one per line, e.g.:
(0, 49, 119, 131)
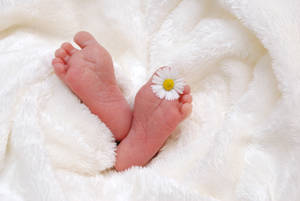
(174, 87, 182, 94)
(172, 90, 180, 100)
(169, 70, 178, 79)
(174, 84, 185, 94)
(170, 70, 178, 79)
(157, 89, 166, 99)
(157, 69, 167, 78)
(152, 83, 166, 99)
(165, 91, 172, 101)
(151, 84, 163, 93)
(152, 75, 164, 84)
(152, 67, 185, 100)
(165, 89, 179, 100)
(175, 78, 185, 83)
(157, 68, 171, 80)
(174, 79, 185, 94)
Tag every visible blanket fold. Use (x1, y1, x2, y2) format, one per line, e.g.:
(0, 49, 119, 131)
(1, 0, 299, 200)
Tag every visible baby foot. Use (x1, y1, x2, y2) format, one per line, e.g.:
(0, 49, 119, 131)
(52, 31, 132, 141)
(115, 68, 192, 171)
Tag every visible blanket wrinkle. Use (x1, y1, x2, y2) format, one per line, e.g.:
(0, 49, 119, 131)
(1, 0, 300, 201)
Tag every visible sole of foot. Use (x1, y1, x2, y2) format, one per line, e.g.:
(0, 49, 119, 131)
(115, 68, 192, 171)
(52, 31, 132, 141)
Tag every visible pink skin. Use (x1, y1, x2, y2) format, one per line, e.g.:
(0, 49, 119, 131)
(52, 31, 132, 141)
(115, 69, 192, 171)
(52, 31, 193, 171)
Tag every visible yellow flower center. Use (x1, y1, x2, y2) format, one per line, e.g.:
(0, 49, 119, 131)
(163, 79, 175, 91)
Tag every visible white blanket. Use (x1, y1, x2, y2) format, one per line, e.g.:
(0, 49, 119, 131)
(1, 0, 300, 200)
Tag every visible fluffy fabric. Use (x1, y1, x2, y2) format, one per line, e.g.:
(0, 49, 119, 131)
(0, 0, 300, 200)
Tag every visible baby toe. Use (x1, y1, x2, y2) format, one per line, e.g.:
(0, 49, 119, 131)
(52, 61, 67, 80)
(183, 85, 191, 95)
(62, 55, 70, 64)
(181, 103, 192, 119)
(52, 57, 63, 65)
(180, 94, 192, 104)
(61, 42, 78, 55)
(55, 48, 68, 59)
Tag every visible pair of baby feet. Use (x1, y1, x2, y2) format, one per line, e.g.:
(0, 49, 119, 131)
(52, 31, 193, 171)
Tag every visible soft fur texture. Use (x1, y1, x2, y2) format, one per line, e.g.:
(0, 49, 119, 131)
(0, 0, 300, 200)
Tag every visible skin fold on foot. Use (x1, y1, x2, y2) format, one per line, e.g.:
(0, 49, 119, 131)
(115, 69, 192, 171)
(52, 32, 192, 171)
(52, 31, 132, 141)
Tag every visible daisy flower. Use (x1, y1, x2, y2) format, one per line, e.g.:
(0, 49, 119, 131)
(151, 67, 185, 101)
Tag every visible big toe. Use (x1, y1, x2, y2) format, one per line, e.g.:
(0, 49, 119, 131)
(74, 31, 96, 48)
